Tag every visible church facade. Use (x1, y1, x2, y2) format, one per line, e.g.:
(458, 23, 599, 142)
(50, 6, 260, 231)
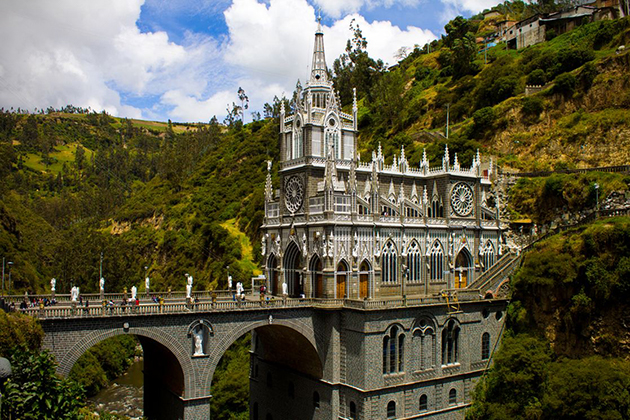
(261, 23, 503, 301)
(252, 22, 508, 420)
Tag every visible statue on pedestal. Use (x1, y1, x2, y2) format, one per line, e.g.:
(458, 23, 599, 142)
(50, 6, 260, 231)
(50, 278, 56, 292)
(131, 286, 137, 300)
(145, 276, 150, 295)
(186, 273, 193, 299)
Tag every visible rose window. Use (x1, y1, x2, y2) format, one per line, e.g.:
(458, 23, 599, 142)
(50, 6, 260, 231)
(284, 176, 304, 213)
(450, 182, 474, 217)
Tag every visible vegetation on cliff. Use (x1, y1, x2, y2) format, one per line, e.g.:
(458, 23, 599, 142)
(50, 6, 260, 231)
(468, 217, 630, 419)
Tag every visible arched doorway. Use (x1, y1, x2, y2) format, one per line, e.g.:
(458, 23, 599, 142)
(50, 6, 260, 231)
(359, 260, 371, 299)
(454, 248, 472, 288)
(310, 255, 323, 298)
(267, 254, 279, 295)
(336, 260, 349, 299)
(283, 241, 303, 297)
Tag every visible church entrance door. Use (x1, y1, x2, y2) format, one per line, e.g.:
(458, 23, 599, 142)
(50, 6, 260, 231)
(284, 242, 302, 297)
(454, 249, 472, 289)
(310, 256, 323, 298)
(359, 261, 370, 299)
(336, 261, 348, 299)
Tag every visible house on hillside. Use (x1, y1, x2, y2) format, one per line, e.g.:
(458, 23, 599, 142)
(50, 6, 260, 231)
(505, 2, 624, 49)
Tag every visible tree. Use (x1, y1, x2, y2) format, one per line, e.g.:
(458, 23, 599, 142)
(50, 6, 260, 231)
(21, 115, 39, 148)
(237, 87, 249, 122)
(451, 32, 477, 78)
(332, 20, 385, 106)
(444, 16, 472, 48)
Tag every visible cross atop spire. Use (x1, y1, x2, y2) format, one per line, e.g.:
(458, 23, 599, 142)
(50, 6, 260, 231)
(310, 18, 328, 84)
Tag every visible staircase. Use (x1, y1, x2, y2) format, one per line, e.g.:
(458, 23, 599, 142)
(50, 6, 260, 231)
(468, 252, 522, 295)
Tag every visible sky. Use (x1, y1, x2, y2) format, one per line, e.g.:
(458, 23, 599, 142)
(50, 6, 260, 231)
(0, 0, 500, 123)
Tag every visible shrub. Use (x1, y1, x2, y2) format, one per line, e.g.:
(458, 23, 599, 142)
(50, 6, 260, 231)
(526, 69, 546, 86)
(553, 73, 576, 96)
(522, 96, 544, 119)
(473, 107, 495, 132)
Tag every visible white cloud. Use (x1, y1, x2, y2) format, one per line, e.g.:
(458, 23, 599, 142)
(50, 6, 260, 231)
(439, 0, 501, 23)
(0, 0, 221, 121)
(224, 0, 436, 112)
(0, 0, 438, 122)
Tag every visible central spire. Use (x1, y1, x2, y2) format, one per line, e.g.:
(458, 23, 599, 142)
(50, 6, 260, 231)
(310, 14, 328, 84)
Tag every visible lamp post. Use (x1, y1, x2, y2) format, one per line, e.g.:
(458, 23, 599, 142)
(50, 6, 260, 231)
(1, 257, 4, 295)
(7, 262, 13, 295)
(445, 103, 451, 139)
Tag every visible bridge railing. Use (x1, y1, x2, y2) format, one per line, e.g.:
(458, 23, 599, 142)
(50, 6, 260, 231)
(21, 291, 494, 319)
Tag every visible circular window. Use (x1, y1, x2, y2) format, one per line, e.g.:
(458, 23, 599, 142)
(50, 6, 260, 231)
(450, 182, 474, 217)
(284, 176, 304, 213)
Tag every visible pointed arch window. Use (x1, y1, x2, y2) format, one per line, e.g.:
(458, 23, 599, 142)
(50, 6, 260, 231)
(414, 321, 435, 370)
(324, 118, 340, 159)
(382, 241, 398, 283)
(482, 241, 495, 272)
(429, 197, 443, 218)
(406, 242, 422, 283)
(383, 325, 405, 374)
(442, 320, 460, 365)
(430, 241, 444, 282)
(292, 122, 303, 159)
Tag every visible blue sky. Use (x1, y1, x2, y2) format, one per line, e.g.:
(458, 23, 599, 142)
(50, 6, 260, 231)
(0, 0, 499, 123)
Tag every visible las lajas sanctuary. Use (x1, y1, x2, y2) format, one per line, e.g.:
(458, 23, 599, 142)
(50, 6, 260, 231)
(253, 20, 509, 420)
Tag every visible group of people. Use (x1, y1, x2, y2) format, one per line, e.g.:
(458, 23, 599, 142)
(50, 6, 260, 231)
(18, 296, 57, 311)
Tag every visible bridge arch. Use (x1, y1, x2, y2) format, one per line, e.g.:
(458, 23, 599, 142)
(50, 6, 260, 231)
(202, 317, 323, 393)
(56, 326, 192, 399)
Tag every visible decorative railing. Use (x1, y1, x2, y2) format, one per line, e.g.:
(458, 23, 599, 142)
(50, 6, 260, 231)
(13, 289, 490, 319)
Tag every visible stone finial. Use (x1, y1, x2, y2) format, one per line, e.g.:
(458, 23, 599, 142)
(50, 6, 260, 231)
(423, 185, 428, 205)
(453, 153, 460, 171)
(352, 88, 358, 113)
(392, 155, 398, 172)
(400, 146, 407, 173)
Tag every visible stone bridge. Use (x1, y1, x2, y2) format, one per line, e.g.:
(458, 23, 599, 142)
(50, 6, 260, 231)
(25, 292, 507, 420)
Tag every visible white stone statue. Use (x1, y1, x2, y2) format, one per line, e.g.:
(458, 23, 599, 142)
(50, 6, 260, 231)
(261, 234, 267, 256)
(236, 281, 244, 298)
(71, 286, 78, 302)
(302, 233, 307, 257)
(131, 286, 137, 300)
(193, 327, 204, 356)
(99, 277, 105, 292)
(275, 234, 281, 253)
(50, 278, 56, 292)
(228, 274, 233, 290)
(374, 232, 381, 258)
(282, 281, 288, 296)
(352, 232, 358, 259)
(145, 276, 150, 292)
(186, 283, 192, 299)
(327, 233, 334, 258)
(186, 273, 193, 287)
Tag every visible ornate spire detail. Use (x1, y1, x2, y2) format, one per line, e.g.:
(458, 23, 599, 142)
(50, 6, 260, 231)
(310, 22, 328, 84)
(280, 101, 285, 116)
(388, 179, 396, 202)
(265, 160, 273, 201)
(453, 153, 460, 171)
(411, 182, 418, 203)
(400, 146, 407, 173)
(442, 145, 450, 171)
(352, 87, 358, 113)
(423, 185, 429, 206)
(431, 180, 439, 199)
(371, 160, 379, 194)
(324, 144, 338, 191)
(421, 148, 429, 174)
(377, 142, 384, 170)
(475, 149, 481, 168)
(489, 157, 493, 177)
(392, 155, 398, 172)
(398, 180, 405, 205)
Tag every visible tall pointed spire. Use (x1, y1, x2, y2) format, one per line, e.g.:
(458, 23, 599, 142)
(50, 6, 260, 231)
(310, 15, 328, 84)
